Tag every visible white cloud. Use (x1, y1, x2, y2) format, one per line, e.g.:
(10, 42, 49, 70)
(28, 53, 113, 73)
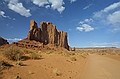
(76, 24, 94, 32)
(83, 4, 92, 10)
(79, 18, 93, 24)
(31, 0, 65, 13)
(48, 0, 65, 13)
(0, 10, 6, 18)
(45, 5, 50, 9)
(8, 0, 31, 17)
(103, 2, 120, 12)
(78, 21, 84, 24)
(84, 18, 93, 23)
(93, 1, 120, 18)
(6, 38, 22, 43)
(32, 0, 49, 6)
(107, 10, 120, 24)
(0, 10, 10, 18)
(93, 1, 120, 32)
(7, 38, 22, 41)
(13, 18, 16, 20)
(70, 0, 77, 3)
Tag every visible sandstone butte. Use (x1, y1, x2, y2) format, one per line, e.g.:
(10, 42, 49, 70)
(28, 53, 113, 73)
(1, 20, 69, 50)
(27, 20, 69, 50)
(0, 36, 9, 46)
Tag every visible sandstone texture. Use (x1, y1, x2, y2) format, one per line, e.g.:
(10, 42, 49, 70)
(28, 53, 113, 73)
(27, 20, 69, 50)
(0, 37, 9, 46)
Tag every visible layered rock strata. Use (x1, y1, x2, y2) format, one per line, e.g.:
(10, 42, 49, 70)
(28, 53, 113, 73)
(27, 20, 69, 50)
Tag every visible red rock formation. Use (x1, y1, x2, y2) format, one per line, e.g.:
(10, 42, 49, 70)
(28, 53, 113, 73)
(27, 20, 69, 50)
(0, 37, 9, 46)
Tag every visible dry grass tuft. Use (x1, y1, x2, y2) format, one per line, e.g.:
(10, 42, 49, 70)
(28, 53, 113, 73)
(53, 68, 62, 76)
(3, 46, 23, 61)
(16, 61, 26, 66)
(30, 52, 42, 60)
(70, 57, 77, 61)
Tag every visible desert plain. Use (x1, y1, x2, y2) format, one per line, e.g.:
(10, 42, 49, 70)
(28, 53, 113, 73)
(0, 47, 120, 79)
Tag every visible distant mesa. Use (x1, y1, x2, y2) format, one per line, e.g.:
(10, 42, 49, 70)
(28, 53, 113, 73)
(0, 36, 9, 46)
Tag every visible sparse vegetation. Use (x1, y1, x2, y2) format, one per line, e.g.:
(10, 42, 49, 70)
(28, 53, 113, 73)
(79, 52, 88, 58)
(16, 61, 26, 66)
(30, 52, 42, 59)
(53, 68, 62, 76)
(3, 46, 23, 61)
(28, 70, 34, 74)
(70, 57, 77, 61)
(0, 60, 13, 71)
(23, 48, 38, 54)
(15, 75, 21, 79)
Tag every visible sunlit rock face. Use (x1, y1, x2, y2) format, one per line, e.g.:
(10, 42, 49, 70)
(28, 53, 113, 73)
(27, 20, 69, 50)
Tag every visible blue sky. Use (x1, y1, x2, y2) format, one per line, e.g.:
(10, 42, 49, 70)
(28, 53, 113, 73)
(0, 0, 120, 48)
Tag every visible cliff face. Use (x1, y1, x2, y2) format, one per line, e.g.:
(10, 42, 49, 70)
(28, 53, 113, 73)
(0, 37, 9, 46)
(27, 20, 69, 50)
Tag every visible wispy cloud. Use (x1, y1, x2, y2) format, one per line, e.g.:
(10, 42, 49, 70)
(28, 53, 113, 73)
(70, 0, 77, 3)
(79, 18, 93, 24)
(93, 1, 120, 33)
(78, 1, 120, 33)
(0, 10, 10, 19)
(91, 42, 119, 47)
(107, 10, 120, 25)
(76, 24, 94, 32)
(7, 0, 31, 17)
(83, 4, 92, 10)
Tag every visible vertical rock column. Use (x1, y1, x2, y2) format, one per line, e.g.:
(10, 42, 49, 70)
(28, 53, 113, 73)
(28, 20, 41, 41)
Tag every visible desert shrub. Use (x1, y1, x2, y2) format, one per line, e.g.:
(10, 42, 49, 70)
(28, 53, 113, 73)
(15, 76, 21, 79)
(117, 53, 120, 56)
(53, 68, 62, 76)
(3, 46, 23, 61)
(45, 51, 53, 54)
(16, 61, 26, 66)
(69, 52, 76, 55)
(0, 60, 13, 71)
(97, 52, 107, 55)
(70, 57, 77, 61)
(23, 49, 38, 54)
(30, 53, 42, 59)
(79, 52, 88, 58)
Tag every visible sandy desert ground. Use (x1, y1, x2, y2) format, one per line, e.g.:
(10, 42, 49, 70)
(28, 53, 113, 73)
(0, 51, 120, 79)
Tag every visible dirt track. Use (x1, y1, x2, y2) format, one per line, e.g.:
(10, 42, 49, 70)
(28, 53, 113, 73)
(80, 54, 120, 79)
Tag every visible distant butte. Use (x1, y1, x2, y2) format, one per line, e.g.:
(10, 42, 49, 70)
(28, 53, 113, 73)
(0, 36, 9, 46)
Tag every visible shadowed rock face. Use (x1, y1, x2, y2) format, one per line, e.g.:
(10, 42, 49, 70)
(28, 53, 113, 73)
(27, 20, 69, 50)
(0, 37, 9, 46)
